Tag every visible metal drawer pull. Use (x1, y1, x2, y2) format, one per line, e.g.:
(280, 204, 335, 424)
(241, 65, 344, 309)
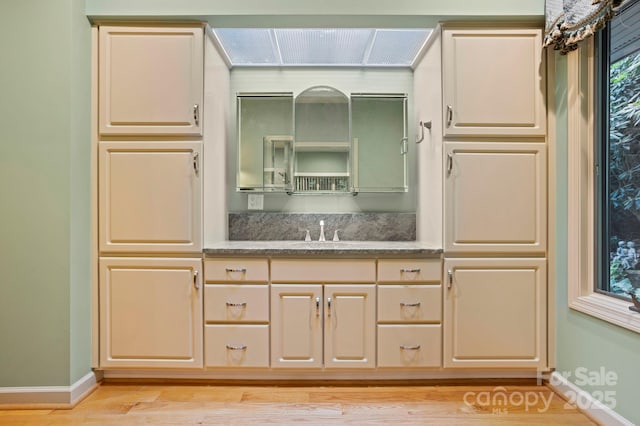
(400, 268, 421, 273)
(400, 302, 421, 308)
(225, 344, 247, 351)
(315, 297, 320, 317)
(400, 344, 421, 350)
(225, 302, 247, 308)
(225, 268, 247, 273)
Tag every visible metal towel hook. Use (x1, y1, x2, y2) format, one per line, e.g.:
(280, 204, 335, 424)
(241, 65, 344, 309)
(415, 120, 432, 144)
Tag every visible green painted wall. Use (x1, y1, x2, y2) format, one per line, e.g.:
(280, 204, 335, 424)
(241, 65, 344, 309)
(0, 0, 91, 387)
(554, 54, 640, 425)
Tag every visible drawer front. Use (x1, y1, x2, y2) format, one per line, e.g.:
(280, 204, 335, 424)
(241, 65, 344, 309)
(204, 285, 269, 323)
(205, 258, 268, 283)
(271, 259, 376, 283)
(205, 325, 269, 368)
(377, 259, 441, 283)
(378, 285, 442, 323)
(377, 325, 442, 368)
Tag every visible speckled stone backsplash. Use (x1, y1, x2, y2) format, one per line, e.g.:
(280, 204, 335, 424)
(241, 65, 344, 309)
(228, 213, 416, 241)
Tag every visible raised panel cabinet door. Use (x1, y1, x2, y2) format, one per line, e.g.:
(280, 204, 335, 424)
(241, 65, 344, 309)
(99, 257, 203, 368)
(324, 285, 376, 369)
(271, 284, 323, 368)
(443, 258, 546, 368)
(99, 26, 203, 135)
(444, 142, 546, 254)
(442, 28, 545, 137)
(99, 142, 202, 253)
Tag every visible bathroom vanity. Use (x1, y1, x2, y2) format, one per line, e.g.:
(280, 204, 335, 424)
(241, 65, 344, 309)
(94, 22, 549, 380)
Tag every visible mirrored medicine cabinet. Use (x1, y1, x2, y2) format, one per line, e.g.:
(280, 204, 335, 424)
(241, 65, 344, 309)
(236, 86, 407, 194)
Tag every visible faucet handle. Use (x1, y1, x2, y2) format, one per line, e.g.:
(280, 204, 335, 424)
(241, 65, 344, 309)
(332, 230, 340, 242)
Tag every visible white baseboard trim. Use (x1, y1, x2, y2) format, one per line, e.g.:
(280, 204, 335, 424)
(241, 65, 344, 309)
(0, 371, 100, 409)
(546, 371, 634, 426)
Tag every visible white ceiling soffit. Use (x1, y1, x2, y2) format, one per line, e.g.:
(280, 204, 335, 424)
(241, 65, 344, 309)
(212, 28, 432, 67)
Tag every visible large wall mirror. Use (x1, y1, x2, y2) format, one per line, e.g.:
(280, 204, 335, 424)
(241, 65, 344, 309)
(236, 87, 407, 194)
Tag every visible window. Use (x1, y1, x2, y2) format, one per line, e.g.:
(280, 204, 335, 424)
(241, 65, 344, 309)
(565, 2, 640, 334)
(596, 1, 640, 308)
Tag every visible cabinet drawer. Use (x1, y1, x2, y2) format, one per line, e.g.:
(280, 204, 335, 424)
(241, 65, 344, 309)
(271, 259, 375, 283)
(205, 258, 268, 283)
(204, 285, 269, 323)
(377, 259, 441, 283)
(205, 325, 269, 368)
(377, 325, 442, 368)
(377, 285, 441, 323)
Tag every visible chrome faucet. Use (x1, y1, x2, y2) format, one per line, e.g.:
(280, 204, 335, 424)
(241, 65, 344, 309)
(319, 220, 326, 242)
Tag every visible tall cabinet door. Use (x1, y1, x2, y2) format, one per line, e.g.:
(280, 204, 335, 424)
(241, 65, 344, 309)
(99, 257, 203, 368)
(443, 258, 546, 368)
(99, 142, 202, 253)
(324, 285, 376, 369)
(99, 26, 203, 135)
(271, 285, 323, 368)
(444, 142, 546, 254)
(442, 28, 545, 137)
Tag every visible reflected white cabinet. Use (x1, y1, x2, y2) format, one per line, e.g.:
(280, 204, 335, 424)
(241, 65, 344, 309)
(99, 257, 203, 368)
(444, 142, 546, 254)
(99, 25, 203, 135)
(99, 142, 202, 253)
(443, 258, 546, 368)
(270, 284, 376, 369)
(442, 27, 545, 137)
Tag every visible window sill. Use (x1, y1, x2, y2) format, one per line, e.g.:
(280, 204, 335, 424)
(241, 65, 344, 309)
(570, 293, 640, 334)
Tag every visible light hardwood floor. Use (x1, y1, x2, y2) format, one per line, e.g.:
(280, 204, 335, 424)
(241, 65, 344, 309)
(0, 383, 596, 425)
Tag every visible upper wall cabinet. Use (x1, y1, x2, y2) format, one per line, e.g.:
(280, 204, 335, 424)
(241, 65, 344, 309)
(442, 27, 545, 137)
(99, 25, 204, 136)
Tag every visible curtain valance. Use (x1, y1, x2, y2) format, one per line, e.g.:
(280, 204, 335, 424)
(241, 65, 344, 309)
(544, 0, 627, 53)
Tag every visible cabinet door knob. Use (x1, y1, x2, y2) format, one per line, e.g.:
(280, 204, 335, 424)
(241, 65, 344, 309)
(315, 297, 321, 317)
(446, 105, 453, 127)
(447, 269, 453, 289)
(327, 297, 332, 317)
(193, 270, 199, 290)
(447, 153, 453, 176)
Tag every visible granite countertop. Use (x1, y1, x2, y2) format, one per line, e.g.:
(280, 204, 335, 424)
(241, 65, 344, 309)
(204, 241, 442, 256)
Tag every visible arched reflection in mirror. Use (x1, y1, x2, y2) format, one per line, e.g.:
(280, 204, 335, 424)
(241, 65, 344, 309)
(294, 86, 350, 192)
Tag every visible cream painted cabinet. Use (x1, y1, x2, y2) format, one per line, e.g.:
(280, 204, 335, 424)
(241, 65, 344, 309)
(443, 258, 546, 368)
(442, 27, 545, 137)
(99, 25, 203, 135)
(99, 142, 202, 253)
(377, 259, 442, 368)
(203, 258, 270, 368)
(99, 257, 203, 368)
(270, 284, 376, 369)
(271, 284, 323, 368)
(444, 142, 546, 254)
(270, 258, 376, 369)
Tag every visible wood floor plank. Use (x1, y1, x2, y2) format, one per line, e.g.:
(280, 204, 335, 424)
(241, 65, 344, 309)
(0, 383, 597, 425)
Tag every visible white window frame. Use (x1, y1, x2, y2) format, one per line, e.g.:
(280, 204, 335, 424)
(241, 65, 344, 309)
(567, 38, 640, 333)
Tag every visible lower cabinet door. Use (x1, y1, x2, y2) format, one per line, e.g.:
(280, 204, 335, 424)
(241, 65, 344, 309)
(377, 325, 442, 368)
(324, 285, 376, 369)
(443, 258, 547, 368)
(205, 325, 269, 368)
(99, 257, 203, 368)
(271, 284, 323, 368)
